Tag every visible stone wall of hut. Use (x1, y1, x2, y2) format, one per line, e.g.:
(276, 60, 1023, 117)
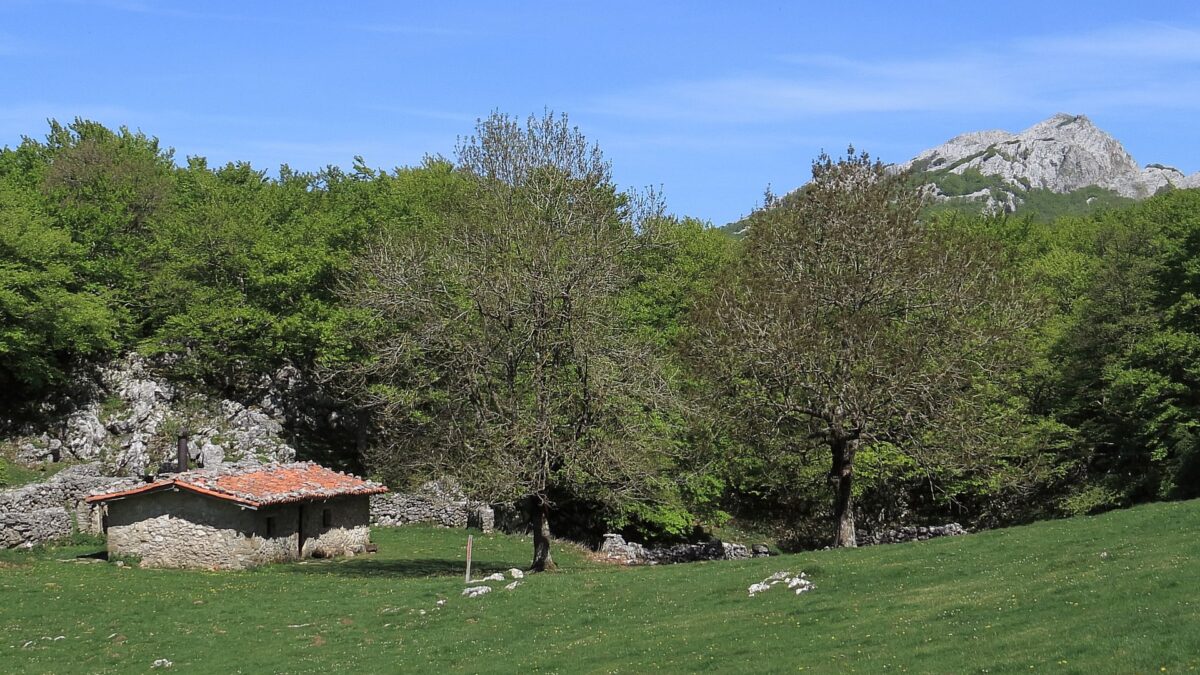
(103, 491, 371, 569)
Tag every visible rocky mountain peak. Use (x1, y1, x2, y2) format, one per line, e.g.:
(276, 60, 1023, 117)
(902, 113, 1200, 215)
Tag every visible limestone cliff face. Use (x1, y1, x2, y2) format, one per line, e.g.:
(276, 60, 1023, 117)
(901, 113, 1200, 213)
(5, 354, 296, 477)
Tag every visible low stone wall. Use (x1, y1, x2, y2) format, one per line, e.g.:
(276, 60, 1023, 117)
(370, 481, 494, 533)
(599, 533, 766, 565)
(0, 508, 72, 549)
(857, 523, 967, 546)
(0, 463, 140, 548)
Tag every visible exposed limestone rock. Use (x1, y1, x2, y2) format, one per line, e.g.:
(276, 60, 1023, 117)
(7, 354, 295, 476)
(901, 113, 1200, 209)
(462, 586, 491, 598)
(748, 571, 814, 597)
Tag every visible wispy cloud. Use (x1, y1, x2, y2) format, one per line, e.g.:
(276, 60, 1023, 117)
(590, 22, 1200, 123)
(1020, 22, 1200, 61)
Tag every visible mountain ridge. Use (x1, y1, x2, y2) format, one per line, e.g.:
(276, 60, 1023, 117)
(901, 113, 1200, 215)
(722, 113, 1200, 232)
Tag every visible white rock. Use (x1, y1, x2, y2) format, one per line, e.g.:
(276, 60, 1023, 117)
(505, 580, 521, 590)
(750, 571, 814, 598)
(462, 586, 492, 598)
(507, 568, 525, 579)
(899, 113, 1200, 203)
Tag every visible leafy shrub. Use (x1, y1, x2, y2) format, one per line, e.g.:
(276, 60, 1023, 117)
(1060, 484, 1123, 516)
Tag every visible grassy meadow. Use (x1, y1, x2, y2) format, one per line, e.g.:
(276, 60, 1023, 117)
(2, 501, 1199, 673)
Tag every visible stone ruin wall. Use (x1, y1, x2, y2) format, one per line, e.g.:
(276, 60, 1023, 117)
(369, 481, 494, 533)
(0, 463, 140, 549)
(856, 523, 967, 546)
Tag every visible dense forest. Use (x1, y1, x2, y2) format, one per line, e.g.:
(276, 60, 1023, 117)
(3, 114, 1200, 552)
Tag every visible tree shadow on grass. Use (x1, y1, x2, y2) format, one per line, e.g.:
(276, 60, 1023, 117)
(281, 556, 527, 579)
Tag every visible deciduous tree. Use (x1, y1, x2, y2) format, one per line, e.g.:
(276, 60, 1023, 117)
(692, 149, 1030, 546)
(336, 112, 678, 570)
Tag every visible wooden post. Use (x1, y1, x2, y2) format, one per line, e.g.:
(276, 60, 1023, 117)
(465, 534, 473, 583)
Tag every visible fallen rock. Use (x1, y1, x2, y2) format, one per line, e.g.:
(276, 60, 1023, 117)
(748, 571, 815, 597)
(462, 586, 492, 598)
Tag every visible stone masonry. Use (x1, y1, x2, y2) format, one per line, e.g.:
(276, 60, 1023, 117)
(0, 463, 140, 548)
(856, 523, 968, 546)
(598, 533, 762, 565)
(370, 480, 494, 533)
(104, 491, 372, 569)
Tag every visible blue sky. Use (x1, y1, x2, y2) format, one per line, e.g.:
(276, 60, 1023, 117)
(3, 1, 1200, 225)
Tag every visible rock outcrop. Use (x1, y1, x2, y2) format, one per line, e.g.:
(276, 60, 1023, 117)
(1, 355, 302, 549)
(8, 354, 295, 476)
(901, 113, 1200, 214)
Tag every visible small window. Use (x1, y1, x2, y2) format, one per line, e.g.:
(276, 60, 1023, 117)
(322, 509, 332, 528)
(265, 516, 276, 537)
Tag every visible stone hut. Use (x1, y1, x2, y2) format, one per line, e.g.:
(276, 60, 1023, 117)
(85, 462, 387, 569)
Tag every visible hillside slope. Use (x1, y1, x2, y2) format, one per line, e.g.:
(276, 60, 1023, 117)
(3, 501, 1199, 672)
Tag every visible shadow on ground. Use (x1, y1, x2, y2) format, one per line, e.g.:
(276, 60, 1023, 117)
(281, 557, 527, 578)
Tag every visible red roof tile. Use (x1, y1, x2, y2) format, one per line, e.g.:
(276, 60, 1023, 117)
(85, 462, 387, 508)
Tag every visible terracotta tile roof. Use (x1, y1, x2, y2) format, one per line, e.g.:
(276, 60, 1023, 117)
(85, 462, 388, 508)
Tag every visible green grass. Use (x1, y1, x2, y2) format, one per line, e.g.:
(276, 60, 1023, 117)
(0, 457, 73, 488)
(3, 502, 1200, 673)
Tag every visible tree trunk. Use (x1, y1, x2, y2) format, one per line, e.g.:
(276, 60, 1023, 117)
(830, 437, 857, 548)
(530, 498, 556, 572)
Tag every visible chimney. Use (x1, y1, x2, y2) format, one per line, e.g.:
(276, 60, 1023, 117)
(177, 432, 189, 472)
